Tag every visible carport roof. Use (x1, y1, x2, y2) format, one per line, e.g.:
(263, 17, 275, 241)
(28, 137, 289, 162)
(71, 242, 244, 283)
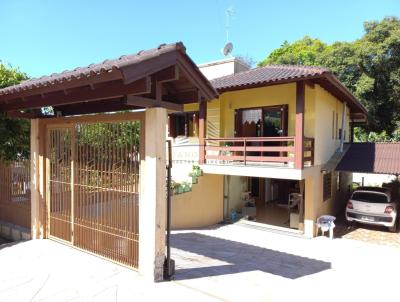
(0, 42, 218, 117)
(336, 143, 400, 175)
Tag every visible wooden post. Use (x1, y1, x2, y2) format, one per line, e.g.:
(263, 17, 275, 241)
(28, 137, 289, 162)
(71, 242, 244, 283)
(199, 99, 207, 164)
(295, 81, 305, 169)
(139, 107, 167, 282)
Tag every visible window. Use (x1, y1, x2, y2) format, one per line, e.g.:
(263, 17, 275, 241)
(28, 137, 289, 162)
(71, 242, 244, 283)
(323, 172, 332, 201)
(168, 111, 199, 138)
(351, 192, 388, 204)
(335, 112, 339, 140)
(337, 173, 341, 192)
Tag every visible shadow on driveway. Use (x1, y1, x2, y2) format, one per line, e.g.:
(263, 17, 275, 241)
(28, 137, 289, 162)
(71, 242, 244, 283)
(171, 232, 331, 280)
(0, 239, 22, 251)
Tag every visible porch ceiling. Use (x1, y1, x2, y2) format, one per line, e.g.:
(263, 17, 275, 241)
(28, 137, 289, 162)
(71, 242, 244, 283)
(0, 42, 218, 118)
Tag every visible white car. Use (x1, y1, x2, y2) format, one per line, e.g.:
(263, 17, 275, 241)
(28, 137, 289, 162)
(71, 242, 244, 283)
(345, 187, 398, 232)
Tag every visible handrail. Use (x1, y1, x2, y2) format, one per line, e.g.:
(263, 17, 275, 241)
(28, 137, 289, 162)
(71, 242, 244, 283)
(205, 136, 295, 142)
(202, 136, 314, 167)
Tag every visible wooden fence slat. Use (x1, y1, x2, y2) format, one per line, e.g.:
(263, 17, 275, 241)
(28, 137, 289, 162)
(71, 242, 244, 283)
(0, 160, 31, 229)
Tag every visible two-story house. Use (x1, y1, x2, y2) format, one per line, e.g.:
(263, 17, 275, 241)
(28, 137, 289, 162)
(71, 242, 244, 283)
(169, 58, 367, 238)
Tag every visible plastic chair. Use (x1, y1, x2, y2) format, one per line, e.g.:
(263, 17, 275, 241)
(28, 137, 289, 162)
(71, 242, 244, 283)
(316, 215, 336, 239)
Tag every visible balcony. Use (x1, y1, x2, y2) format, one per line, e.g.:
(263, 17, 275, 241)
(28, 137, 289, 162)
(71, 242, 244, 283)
(201, 136, 314, 168)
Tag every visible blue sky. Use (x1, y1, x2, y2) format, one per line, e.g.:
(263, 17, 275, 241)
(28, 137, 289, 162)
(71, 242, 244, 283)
(0, 0, 399, 78)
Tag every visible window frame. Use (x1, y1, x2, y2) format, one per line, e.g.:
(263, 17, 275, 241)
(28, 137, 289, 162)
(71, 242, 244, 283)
(323, 172, 332, 201)
(168, 111, 199, 138)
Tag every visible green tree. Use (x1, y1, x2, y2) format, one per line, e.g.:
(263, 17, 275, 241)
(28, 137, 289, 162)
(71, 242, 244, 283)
(0, 63, 30, 161)
(259, 36, 327, 66)
(259, 17, 400, 138)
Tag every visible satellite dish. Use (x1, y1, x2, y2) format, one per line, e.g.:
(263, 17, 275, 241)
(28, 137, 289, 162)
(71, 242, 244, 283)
(222, 42, 233, 57)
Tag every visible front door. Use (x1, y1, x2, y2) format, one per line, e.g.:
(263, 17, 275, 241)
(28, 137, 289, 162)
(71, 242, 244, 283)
(234, 105, 288, 138)
(235, 106, 288, 201)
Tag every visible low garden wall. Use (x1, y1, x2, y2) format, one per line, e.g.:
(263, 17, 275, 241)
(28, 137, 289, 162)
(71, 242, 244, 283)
(171, 173, 224, 229)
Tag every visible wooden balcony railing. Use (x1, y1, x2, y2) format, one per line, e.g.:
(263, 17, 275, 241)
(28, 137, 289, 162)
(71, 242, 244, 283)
(202, 136, 314, 167)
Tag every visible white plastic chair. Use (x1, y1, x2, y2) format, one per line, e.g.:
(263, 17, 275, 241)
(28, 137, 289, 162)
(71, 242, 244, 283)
(316, 215, 336, 239)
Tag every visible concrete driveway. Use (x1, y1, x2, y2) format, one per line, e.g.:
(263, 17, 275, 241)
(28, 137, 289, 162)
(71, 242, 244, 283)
(0, 240, 219, 302)
(1, 224, 399, 301)
(171, 224, 400, 302)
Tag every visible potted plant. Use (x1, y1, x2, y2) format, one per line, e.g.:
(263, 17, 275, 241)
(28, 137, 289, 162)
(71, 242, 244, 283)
(188, 171, 198, 184)
(182, 181, 191, 192)
(222, 142, 233, 157)
(192, 165, 202, 176)
(171, 181, 180, 195)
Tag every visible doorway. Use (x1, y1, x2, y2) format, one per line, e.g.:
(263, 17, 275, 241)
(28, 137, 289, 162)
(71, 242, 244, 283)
(235, 105, 288, 158)
(248, 177, 304, 230)
(235, 105, 288, 138)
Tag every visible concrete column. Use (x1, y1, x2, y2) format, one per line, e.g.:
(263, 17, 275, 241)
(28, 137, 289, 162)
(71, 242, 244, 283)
(304, 174, 320, 238)
(30, 119, 44, 239)
(139, 108, 167, 282)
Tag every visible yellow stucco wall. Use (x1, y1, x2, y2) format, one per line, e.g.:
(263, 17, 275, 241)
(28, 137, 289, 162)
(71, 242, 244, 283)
(219, 83, 297, 137)
(314, 86, 350, 165)
(315, 171, 352, 219)
(226, 175, 248, 213)
(183, 83, 351, 167)
(305, 170, 352, 237)
(180, 83, 354, 236)
(171, 174, 224, 229)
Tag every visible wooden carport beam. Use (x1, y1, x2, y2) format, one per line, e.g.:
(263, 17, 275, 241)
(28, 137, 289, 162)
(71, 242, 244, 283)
(0, 69, 123, 102)
(295, 81, 305, 169)
(6, 109, 44, 119)
(125, 95, 183, 111)
(120, 51, 178, 84)
(155, 65, 179, 83)
(56, 98, 140, 116)
(0, 77, 152, 112)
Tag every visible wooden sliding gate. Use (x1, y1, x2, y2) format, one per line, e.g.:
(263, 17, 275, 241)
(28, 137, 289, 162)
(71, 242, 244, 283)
(47, 117, 141, 268)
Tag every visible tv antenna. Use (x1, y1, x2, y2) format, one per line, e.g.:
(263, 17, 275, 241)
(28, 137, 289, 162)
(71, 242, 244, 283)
(222, 6, 234, 57)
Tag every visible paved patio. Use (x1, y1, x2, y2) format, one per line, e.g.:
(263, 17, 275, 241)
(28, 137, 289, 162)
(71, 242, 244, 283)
(1, 225, 399, 301)
(0, 240, 219, 302)
(171, 224, 400, 301)
(335, 217, 400, 248)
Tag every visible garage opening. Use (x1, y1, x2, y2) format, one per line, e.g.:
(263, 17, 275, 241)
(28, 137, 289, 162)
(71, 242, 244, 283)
(225, 176, 305, 232)
(48, 115, 142, 268)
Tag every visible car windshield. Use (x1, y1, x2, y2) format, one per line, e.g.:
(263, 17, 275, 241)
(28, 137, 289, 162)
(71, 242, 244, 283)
(352, 192, 389, 203)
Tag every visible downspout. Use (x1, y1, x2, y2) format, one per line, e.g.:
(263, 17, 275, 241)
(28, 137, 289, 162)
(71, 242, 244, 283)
(340, 103, 347, 152)
(164, 140, 175, 279)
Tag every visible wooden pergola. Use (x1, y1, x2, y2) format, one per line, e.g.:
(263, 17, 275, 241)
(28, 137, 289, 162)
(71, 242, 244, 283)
(0, 42, 217, 116)
(0, 42, 216, 282)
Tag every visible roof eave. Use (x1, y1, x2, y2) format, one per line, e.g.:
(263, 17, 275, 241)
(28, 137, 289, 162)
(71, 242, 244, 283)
(213, 72, 367, 117)
(323, 73, 367, 116)
(214, 74, 326, 94)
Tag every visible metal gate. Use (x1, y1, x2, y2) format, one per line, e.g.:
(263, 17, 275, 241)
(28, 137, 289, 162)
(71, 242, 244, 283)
(47, 119, 141, 268)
